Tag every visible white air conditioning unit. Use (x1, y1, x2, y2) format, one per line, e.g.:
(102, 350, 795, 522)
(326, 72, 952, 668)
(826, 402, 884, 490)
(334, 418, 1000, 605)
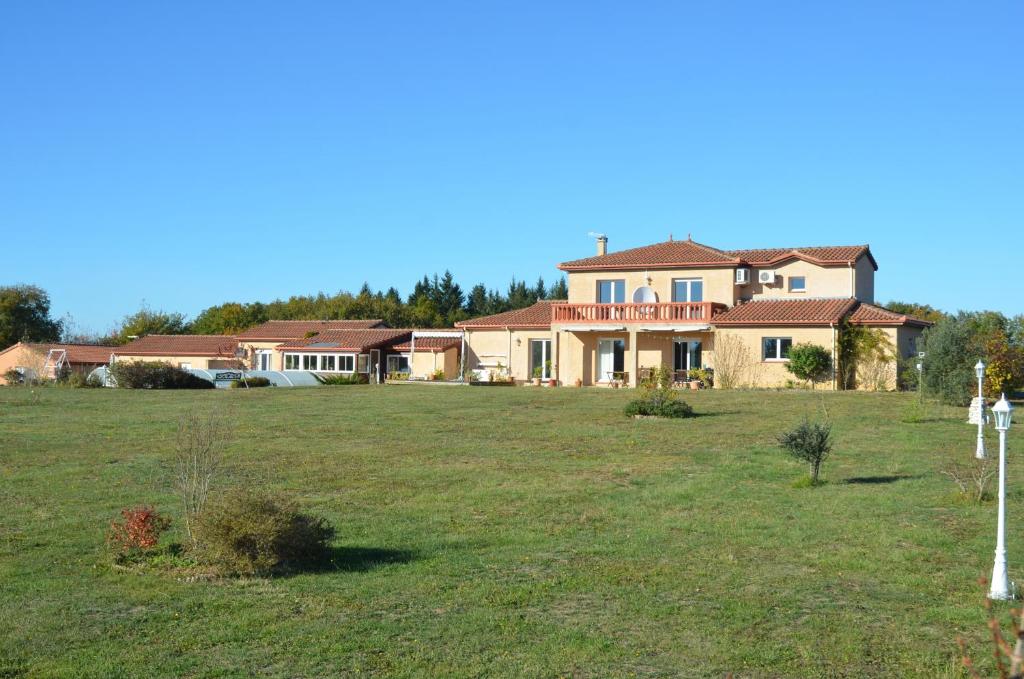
(735, 268, 750, 285)
(758, 270, 776, 285)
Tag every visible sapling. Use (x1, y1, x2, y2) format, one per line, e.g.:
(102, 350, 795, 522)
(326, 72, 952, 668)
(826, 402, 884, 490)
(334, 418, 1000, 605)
(778, 419, 833, 484)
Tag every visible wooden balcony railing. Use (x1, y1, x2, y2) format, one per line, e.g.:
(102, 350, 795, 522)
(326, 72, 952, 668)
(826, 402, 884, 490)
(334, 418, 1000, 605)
(551, 302, 726, 324)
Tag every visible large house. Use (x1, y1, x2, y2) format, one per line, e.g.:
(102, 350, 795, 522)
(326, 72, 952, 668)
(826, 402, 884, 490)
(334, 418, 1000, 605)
(458, 236, 929, 389)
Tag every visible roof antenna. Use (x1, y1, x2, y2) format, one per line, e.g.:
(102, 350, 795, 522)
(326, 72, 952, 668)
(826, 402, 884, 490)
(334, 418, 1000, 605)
(688, 232, 692, 241)
(668, 232, 673, 242)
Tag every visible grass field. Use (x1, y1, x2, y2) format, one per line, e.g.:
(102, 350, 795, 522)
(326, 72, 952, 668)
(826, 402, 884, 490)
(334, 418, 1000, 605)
(0, 385, 1019, 677)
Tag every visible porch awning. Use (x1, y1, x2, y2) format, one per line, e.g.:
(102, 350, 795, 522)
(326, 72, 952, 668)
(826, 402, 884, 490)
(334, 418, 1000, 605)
(559, 325, 627, 332)
(638, 324, 711, 332)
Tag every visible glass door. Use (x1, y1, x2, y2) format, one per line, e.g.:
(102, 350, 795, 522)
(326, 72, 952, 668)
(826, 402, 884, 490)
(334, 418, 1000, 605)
(673, 339, 703, 372)
(597, 339, 625, 382)
(530, 339, 552, 379)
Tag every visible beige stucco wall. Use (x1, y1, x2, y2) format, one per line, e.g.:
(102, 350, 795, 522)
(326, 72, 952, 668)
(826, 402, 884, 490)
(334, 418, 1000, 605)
(712, 326, 839, 389)
(553, 329, 714, 387)
(743, 260, 857, 301)
(408, 347, 460, 380)
(566, 268, 737, 306)
(565, 254, 875, 306)
(240, 341, 283, 370)
(0, 345, 43, 384)
(464, 328, 554, 382)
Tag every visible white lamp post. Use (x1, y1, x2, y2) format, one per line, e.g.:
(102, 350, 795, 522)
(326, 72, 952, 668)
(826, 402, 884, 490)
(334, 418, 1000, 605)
(989, 394, 1014, 600)
(975, 360, 987, 459)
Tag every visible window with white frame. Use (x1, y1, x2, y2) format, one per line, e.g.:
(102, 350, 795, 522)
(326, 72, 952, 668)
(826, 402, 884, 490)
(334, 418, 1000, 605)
(789, 276, 806, 292)
(302, 354, 318, 370)
(284, 354, 300, 370)
(321, 355, 336, 371)
(387, 354, 409, 374)
(339, 355, 355, 372)
(671, 278, 704, 303)
(596, 279, 625, 304)
(762, 337, 793, 361)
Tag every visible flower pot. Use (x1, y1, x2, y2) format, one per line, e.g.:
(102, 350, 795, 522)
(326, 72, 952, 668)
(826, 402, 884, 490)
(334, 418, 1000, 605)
(532, 377, 541, 386)
(547, 379, 557, 387)
(688, 381, 700, 391)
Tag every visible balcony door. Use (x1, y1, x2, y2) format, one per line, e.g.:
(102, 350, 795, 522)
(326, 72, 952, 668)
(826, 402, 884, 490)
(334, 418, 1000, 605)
(597, 280, 625, 304)
(672, 278, 704, 303)
(597, 338, 625, 382)
(673, 339, 702, 373)
(530, 339, 552, 379)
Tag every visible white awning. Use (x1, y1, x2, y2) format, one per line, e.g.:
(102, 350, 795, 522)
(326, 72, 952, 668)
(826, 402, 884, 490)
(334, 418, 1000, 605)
(559, 325, 627, 332)
(638, 324, 710, 332)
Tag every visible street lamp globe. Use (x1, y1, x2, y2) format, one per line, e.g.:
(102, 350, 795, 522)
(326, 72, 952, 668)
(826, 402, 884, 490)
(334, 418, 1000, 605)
(976, 360, 986, 382)
(993, 394, 1013, 431)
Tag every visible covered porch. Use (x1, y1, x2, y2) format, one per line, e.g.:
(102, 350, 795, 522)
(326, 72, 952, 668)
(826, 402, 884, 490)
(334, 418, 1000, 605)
(554, 325, 714, 388)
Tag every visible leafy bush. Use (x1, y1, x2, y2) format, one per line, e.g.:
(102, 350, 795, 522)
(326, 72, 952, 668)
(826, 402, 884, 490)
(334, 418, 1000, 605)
(195, 490, 336, 575)
(785, 343, 832, 389)
(108, 361, 214, 389)
(922, 311, 1024, 405)
(60, 371, 104, 388)
(778, 419, 833, 484)
(432, 368, 446, 381)
(107, 506, 171, 558)
(3, 368, 23, 385)
(318, 373, 368, 385)
(625, 398, 694, 418)
(229, 376, 271, 388)
(626, 365, 694, 418)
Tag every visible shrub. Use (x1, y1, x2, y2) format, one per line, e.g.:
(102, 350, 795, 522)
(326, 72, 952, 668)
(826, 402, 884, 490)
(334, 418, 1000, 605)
(3, 368, 23, 385)
(59, 371, 104, 388)
(109, 361, 214, 389)
(625, 398, 694, 418)
(195, 490, 336, 575)
(175, 409, 231, 548)
(432, 368, 446, 381)
(941, 457, 996, 504)
(626, 365, 694, 418)
(785, 343, 832, 389)
(778, 419, 833, 484)
(229, 376, 271, 388)
(108, 506, 172, 558)
(318, 373, 368, 385)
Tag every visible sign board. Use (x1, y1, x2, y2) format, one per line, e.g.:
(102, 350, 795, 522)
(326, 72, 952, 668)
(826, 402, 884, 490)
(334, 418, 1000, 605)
(968, 396, 988, 425)
(214, 371, 242, 381)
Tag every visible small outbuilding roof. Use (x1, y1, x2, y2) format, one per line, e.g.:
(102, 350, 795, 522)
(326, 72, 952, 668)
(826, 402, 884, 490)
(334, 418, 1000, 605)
(113, 335, 239, 357)
(0, 342, 117, 364)
(236, 319, 385, 341)
(391, 337, 461, 352)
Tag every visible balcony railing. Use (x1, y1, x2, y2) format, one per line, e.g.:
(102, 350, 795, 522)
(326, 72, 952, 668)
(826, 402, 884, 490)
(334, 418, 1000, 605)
(551, 302, 725, 324)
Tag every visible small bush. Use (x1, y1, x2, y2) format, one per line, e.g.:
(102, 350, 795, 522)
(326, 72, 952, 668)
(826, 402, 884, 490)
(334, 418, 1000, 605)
(785, 343, 833, 389)
(318, 373, 368, 385)
(229, 376, 271, 388)
(60, 371, 104, 388)
(108, 506, 172, 559)
(109, 361, 214, 389)
(432, 368, 446, 381)
(941, 457, 996, 503)
(778, 419, 833, 484)
(195, 490, 336, 575)
(625, 398, 694, 418)
(3, 368, 23, 385)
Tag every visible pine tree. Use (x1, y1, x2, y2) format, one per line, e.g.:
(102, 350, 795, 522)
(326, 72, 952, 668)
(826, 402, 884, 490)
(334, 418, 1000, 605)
(548, 277, 568, 300)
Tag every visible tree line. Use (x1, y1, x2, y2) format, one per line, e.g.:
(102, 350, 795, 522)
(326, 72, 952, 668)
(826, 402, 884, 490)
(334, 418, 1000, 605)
(0, 274, 568, 347)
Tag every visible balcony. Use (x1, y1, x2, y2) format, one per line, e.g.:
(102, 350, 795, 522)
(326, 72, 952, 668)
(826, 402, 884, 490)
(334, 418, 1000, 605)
(551, 301, 726, 325)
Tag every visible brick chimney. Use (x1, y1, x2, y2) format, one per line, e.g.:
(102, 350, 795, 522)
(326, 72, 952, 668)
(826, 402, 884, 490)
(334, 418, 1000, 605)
(596, 235, 608, 256)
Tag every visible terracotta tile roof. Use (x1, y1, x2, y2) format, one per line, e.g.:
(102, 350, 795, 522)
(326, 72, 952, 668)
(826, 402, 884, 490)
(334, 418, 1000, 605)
(848, 302, 933, 327)
(455, 301, 554, 329)
(113, 335, 239, 357)
(725, 245, 876, 270)
(559, 240, 737, 270)
(236, 319, 385, 341)
(558, 239, 875, 271)
(391, 337, 462, 352)
(712, 298, 859, 326)
(275, 329, 411, 352)
(12, 343, 117, 364)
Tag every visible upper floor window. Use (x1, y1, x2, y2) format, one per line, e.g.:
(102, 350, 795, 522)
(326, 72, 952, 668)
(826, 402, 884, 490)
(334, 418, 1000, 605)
(597, 279, 625, 304)
(789, 276, 806, 292)
(763, 337, 793, 361)
(672, 278, 703, 303)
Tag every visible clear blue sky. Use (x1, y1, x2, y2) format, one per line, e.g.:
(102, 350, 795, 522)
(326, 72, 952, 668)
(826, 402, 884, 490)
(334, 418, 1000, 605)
(2, 2, 1021, 334)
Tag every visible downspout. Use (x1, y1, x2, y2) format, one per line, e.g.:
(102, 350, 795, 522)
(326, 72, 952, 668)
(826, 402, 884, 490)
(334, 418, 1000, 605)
(849, 262, 855, 299)
(460, 330, 467, 382)
(830, 321, 837, 391)
(507, 326, 512, 381)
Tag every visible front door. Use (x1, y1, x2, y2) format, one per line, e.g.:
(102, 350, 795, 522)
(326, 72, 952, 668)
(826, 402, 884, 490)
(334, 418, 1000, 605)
(370, 349, 381, 383)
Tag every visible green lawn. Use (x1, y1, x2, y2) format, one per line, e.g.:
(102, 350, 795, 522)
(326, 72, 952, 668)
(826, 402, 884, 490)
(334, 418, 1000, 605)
(0, 385, 1017, 677)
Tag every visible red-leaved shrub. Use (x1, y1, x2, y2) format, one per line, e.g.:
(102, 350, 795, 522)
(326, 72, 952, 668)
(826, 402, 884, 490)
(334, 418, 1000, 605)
(108, 506, 171, 555)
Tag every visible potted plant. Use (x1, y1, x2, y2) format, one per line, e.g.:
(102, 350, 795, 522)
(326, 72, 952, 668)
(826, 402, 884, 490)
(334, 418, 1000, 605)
(532, 366, 542, 386)
(574, 378, 583, 388)
(544, 361, 554, 387)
